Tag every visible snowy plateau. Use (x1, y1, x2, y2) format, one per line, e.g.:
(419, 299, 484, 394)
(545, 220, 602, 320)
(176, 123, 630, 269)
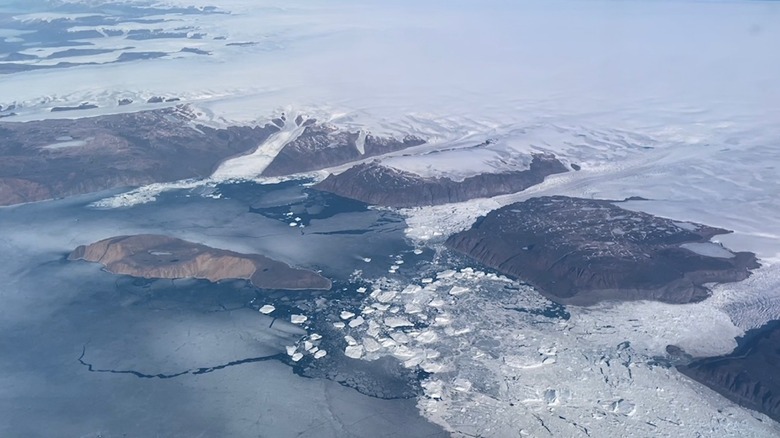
(2, 0, 780, 437)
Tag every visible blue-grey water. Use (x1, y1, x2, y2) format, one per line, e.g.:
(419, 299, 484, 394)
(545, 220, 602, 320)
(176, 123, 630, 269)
(0, 181, 446, 437)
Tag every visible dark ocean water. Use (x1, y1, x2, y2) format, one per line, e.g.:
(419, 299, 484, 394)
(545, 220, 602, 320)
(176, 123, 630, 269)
(0, 180, 446, 437)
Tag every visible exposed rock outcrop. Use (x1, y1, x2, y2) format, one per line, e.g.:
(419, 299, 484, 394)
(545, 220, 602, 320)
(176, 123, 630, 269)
(445, 196, 759, 305)
(679, 321, 780, 424)
(68, 234, 332, 291)
(314, 154, 568, 208)
(0, 105, 278, 206)
(261, 122, 425, 177)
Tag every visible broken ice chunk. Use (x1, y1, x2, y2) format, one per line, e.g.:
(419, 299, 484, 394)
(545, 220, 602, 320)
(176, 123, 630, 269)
(286, 346, 297, 356)
(290, 314, 308, 324)
(449, 286, 469, 296)
(304, 341, 314, 351)
(291, 352, 304, 362)
(420, 361, 445, 373)
(363, 337, 382, 353)
(385, 317, 413, 328)
(345, 345, 364, 359)
(416, 329, 438, 344)
(258, 304, 275, 314)
(381, 338, 398, 348)
(453, 378, 472, 392)
(402, 284, 422, 294)
(422, 380, 444, 399)
(428, 298, 445, 308)
(434, 314, 452, 326)
(376, 291, 397, 303)
(340, 311, 356, 320)
(421, 278, 433, 284)
(348, 316, 365, 328)
(405, 303, 423, 314)
(413, 248, 424, 255)
(289, 222, 298, 227)
(389, 331, 410, 344)
(344, 335, 358, 346)
(333, 321, 346, 329)
(437, 270, 456, 279)
(356, 287, 368, 293)
(367, 320, 382, 337)
(309, 333, 322, 341)
(314, 349, 327, 359)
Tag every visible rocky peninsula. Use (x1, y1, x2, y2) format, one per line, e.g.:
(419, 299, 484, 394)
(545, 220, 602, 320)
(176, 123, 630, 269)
(446, 196, 759, 305)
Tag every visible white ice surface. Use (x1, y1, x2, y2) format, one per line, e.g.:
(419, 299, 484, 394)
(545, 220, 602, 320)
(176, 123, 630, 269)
(681, 242, 735, 259)
(342, 267, 780, 437)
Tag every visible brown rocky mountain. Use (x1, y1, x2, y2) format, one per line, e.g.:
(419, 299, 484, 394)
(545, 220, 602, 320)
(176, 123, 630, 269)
(69, 234, 332, 290)
(0, 106, 278, 206)
(446, 196, 759, 305)
(315, 154, 568, 208)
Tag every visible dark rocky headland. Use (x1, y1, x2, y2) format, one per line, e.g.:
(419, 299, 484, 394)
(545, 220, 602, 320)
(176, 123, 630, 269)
(445, 196, 759, 305)
(679, 320, 780, 424)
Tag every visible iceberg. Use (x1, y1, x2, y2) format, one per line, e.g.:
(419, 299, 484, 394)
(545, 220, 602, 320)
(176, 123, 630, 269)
(290, 314, 307, 324)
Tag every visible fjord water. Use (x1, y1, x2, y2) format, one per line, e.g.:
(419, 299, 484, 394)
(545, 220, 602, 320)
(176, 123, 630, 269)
(0, 180, 445, 437)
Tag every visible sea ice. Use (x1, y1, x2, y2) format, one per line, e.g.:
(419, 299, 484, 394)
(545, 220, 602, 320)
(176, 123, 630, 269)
(290, 315, 307, 324)
(449, 286, 469, 296)
(385, 317, 413, 328)
(344, 345, 364, 359)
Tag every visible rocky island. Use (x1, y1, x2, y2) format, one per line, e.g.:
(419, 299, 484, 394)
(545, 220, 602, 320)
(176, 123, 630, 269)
(446, 196, 759, 304)
(679, 320, 780, 424)
(69, 234, 332, 290)
(0, 105, 277, 206)
(314, 154, 568, 208)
